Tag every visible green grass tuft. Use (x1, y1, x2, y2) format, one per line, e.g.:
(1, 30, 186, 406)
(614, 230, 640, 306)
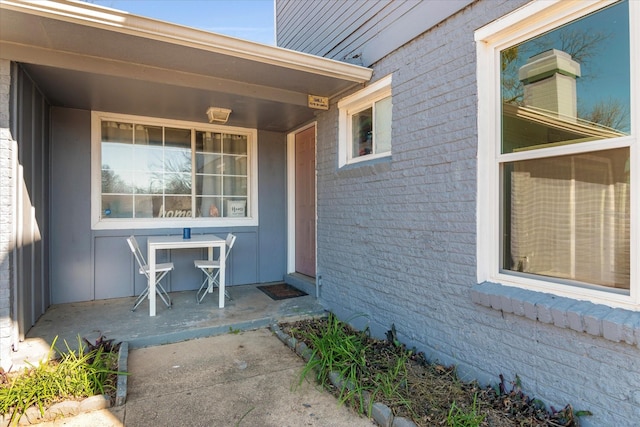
(447, 393, 485, 427)
(0, 336, 122, 425)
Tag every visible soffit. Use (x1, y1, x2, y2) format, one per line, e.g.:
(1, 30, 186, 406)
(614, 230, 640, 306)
(0, 0, 372, 131)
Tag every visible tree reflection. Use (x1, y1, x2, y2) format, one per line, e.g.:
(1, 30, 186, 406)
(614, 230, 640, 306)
(502, 27, 611, 105)
(101, 165, 128, 193)
(501, 1, 629, 133)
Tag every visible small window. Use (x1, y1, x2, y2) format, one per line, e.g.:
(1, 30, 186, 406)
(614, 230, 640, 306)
(338, 75, 392, 167)
(92, 112, 258, 229)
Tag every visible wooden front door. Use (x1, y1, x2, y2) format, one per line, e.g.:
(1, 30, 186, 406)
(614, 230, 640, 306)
(295, 126, 316, 277)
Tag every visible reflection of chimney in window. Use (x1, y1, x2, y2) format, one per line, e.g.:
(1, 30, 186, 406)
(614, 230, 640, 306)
(519, 49, 581, 122)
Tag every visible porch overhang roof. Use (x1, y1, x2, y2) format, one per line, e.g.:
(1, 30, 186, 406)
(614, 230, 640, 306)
(0, 0, 373, 132)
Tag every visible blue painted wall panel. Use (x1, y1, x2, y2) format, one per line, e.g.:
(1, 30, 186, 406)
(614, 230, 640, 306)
(94, 235, 132, 299)
(167, 247, 203, 293)
(230, 232, 258, 285)
(50, 107, 92, 304)
(257, 130, 287, 282)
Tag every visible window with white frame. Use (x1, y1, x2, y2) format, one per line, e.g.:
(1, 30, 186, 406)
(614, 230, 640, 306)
(338, 74, 392, 167)
(476, 0, 638, 310)
(91, 112, 258, 229)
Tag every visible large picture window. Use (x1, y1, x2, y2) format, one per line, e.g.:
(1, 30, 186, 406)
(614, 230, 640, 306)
(476, 0, 638, 309)
(92, 112, 257, 229)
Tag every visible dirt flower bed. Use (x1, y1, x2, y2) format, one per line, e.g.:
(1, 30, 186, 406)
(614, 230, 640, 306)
(280, 315, 591, 427)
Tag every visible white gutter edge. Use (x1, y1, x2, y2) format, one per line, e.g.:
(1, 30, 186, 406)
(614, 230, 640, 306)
(0, 0, 373, 83)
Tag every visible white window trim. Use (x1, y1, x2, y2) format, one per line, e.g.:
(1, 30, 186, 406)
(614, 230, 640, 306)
(475, 0, 639, 310)
(338, 74, 392, 168)
(91, 111, 259, 230)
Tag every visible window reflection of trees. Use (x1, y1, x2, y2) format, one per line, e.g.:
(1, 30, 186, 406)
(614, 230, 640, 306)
(501, 1, 629, 133)
(101, 166, 129, 193)
(101, 122, 250, 219)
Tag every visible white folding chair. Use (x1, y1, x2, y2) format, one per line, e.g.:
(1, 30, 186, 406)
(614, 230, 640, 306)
(194, 233, 236, 304)
(127, 235, 173, 311)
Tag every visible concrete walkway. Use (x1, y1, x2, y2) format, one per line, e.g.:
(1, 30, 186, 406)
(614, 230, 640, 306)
(11, 284, 375, 426)
(35, 329, 375, 426)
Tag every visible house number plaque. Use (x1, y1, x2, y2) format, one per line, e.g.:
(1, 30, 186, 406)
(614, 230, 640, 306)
(308, 95, 329, 110)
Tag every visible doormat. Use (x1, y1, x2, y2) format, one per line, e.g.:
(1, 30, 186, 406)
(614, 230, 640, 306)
(257, 283, 308, 300)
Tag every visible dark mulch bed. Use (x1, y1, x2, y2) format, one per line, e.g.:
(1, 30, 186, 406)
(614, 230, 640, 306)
(280, 316, 589, 427)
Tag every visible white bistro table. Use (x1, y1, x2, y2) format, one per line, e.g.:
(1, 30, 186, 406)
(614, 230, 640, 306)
(146, 234, 227, 316)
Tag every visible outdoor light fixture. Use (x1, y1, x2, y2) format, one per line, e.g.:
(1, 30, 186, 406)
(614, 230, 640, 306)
(206, 107, 232, 124)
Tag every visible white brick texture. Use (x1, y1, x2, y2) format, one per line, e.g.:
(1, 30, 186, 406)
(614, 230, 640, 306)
(0, 59, 14, 369)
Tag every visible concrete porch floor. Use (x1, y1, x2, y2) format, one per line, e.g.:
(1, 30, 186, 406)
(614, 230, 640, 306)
(12, 283, 326, 368)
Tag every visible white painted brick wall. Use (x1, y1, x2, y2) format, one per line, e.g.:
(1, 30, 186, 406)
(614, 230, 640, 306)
(314, 1, 640, 425)
(0, 59, 14, 369)
(0, 60, 9, 129)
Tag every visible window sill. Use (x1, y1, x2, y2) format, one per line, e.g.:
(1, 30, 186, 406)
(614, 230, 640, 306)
(92, 216, 258, 230)
(472, 282, 640, 348)
(337, 155, 391, 175)
(342, 151, 391, 167)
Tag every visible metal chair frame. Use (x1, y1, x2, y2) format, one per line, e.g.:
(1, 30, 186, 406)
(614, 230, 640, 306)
(194, 233, 236, 304)
(127, 236, 173, 311)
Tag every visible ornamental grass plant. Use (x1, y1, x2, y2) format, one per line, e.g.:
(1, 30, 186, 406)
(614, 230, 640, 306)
(0, 336, 121, 425)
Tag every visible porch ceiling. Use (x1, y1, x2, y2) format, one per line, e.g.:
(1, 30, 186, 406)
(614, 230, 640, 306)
(0, 0, 372, 132)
